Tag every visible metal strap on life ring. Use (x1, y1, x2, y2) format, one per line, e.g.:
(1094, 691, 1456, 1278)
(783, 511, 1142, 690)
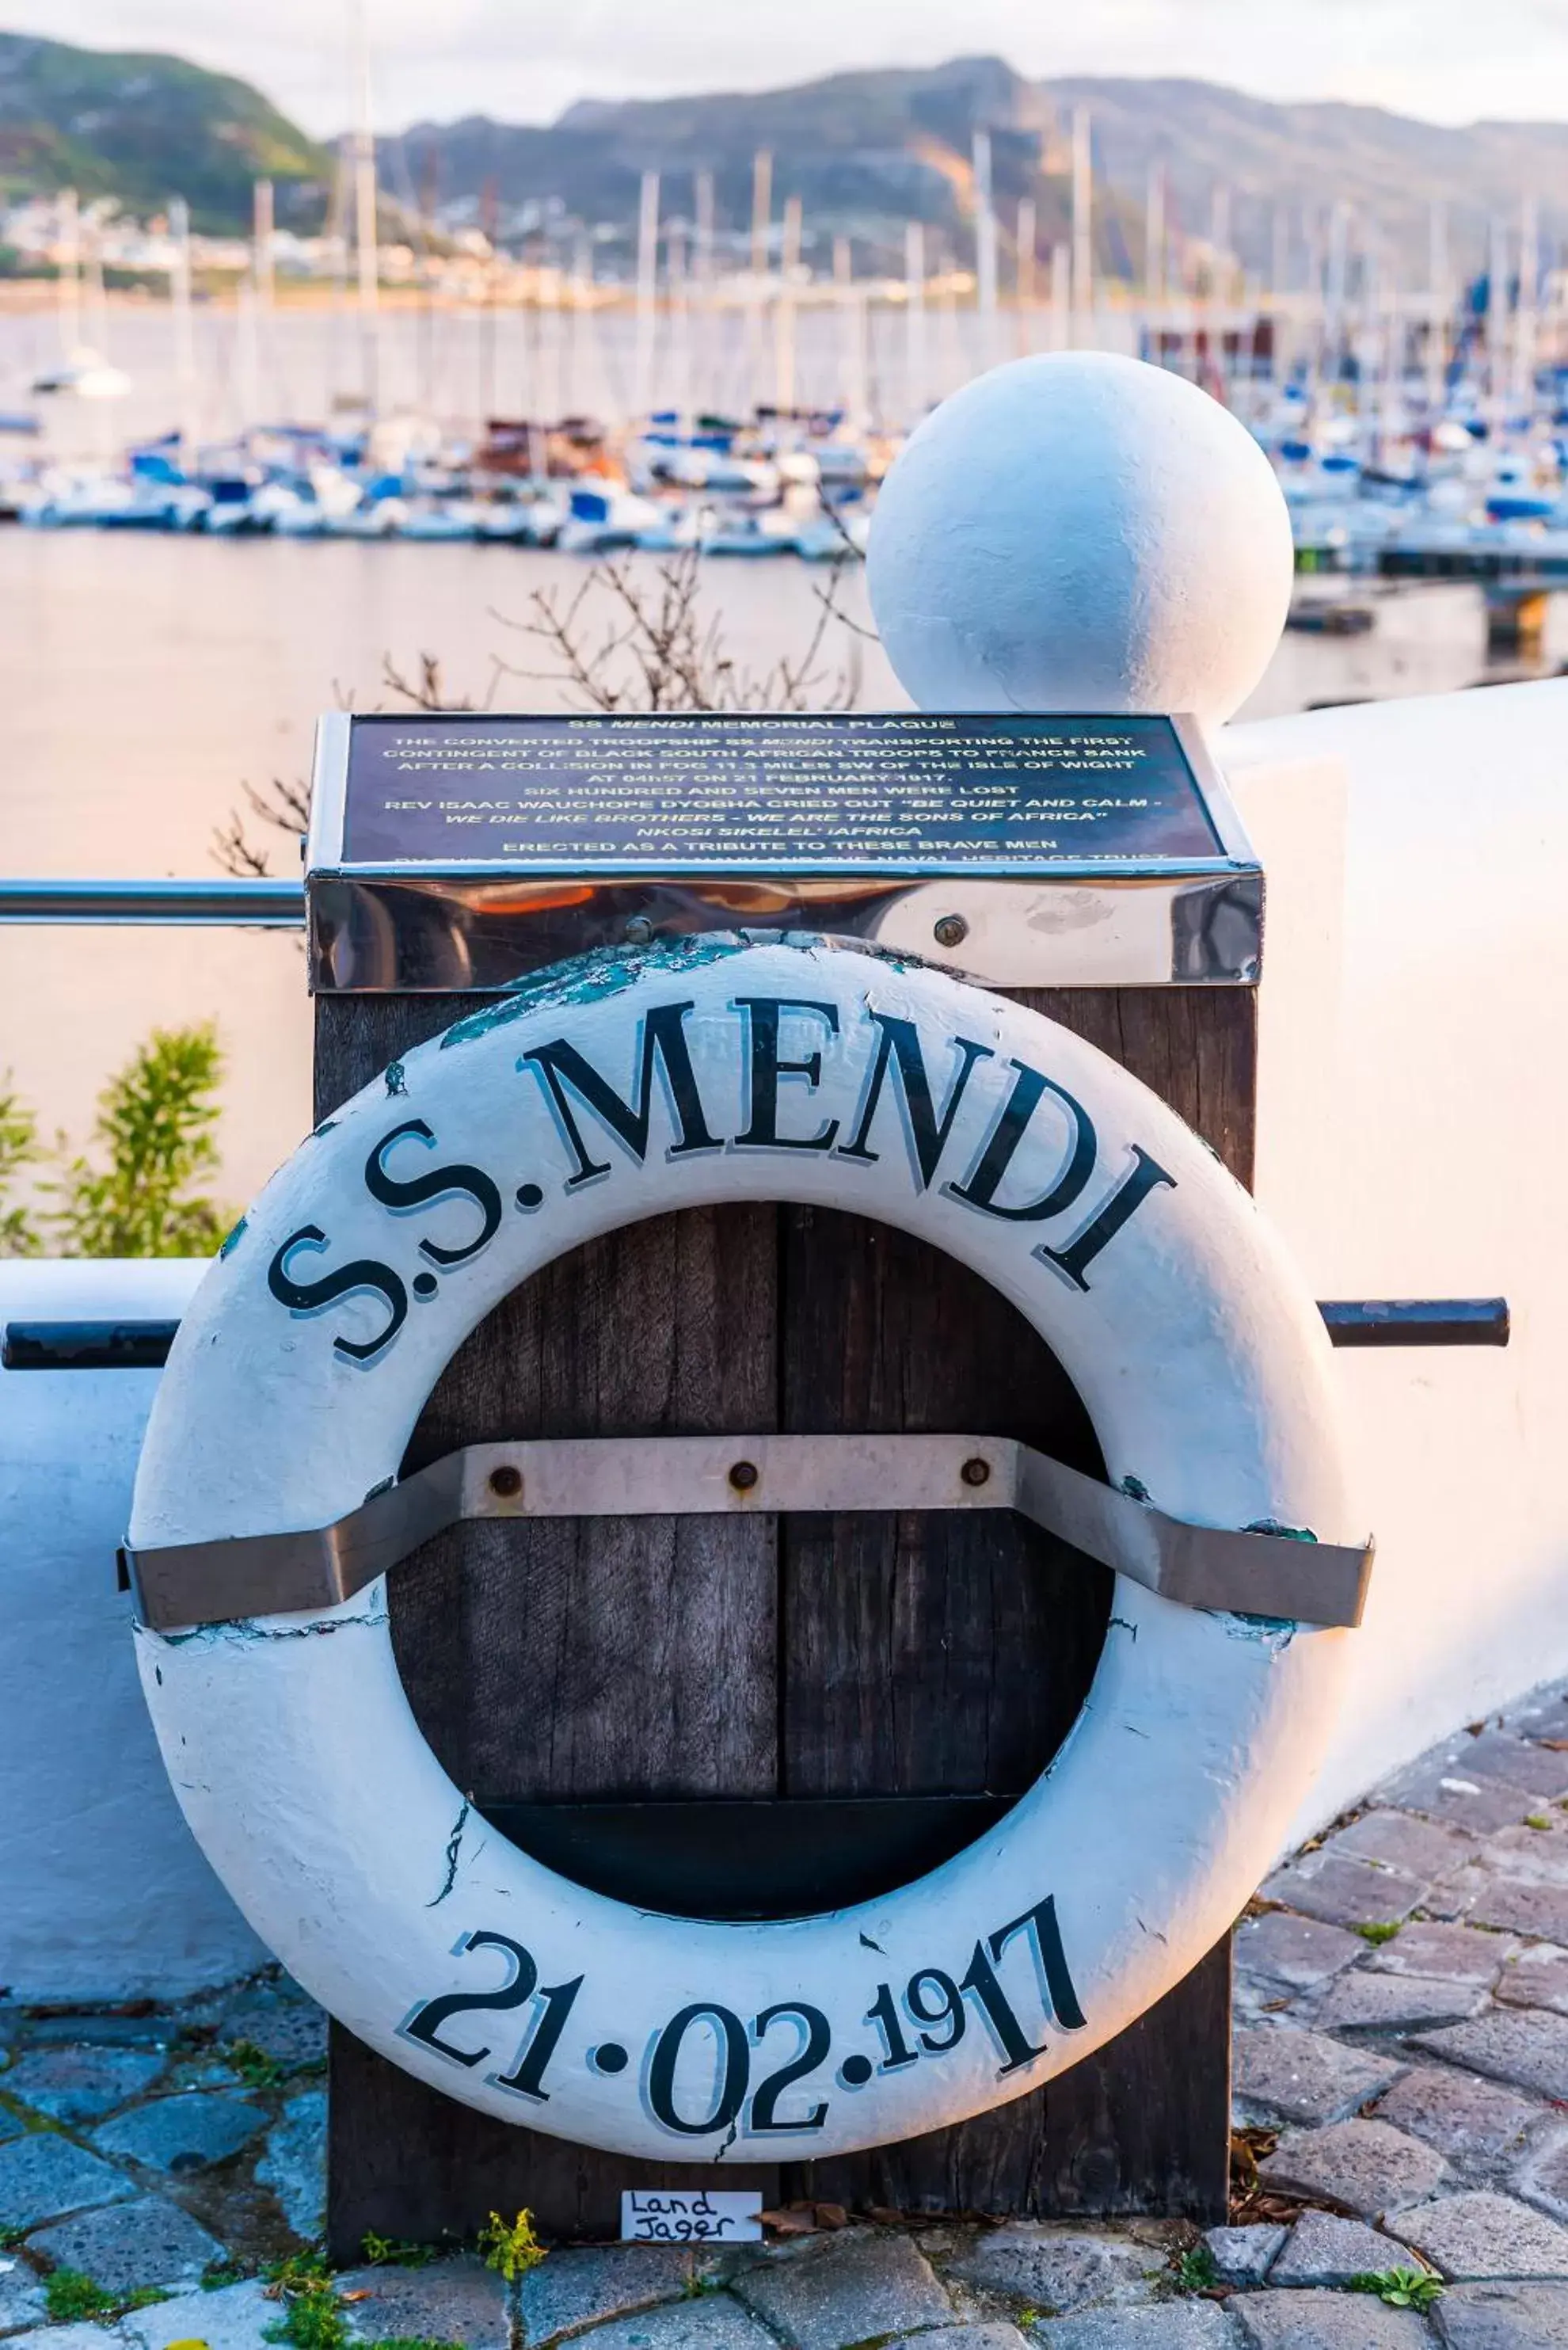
(122, 1431, 1373, 1635)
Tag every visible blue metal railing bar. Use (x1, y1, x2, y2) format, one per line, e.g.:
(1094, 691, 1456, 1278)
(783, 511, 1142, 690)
(0, 879, 304, 924)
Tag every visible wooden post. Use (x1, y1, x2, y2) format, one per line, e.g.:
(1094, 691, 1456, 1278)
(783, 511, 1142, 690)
(320, 983, 1250, 2253)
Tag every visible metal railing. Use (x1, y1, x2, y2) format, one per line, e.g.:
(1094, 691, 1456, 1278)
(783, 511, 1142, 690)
(0, 878, 303, 924)
(0, 879, 1513, 1357)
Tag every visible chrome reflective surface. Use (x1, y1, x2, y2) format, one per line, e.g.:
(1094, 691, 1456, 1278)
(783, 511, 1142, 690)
(305, 710, 1265, 992)
(0, 878, 303, 924)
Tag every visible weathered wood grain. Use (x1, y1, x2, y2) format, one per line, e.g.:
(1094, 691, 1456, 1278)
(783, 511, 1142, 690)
(318, 995, 780, 2249)
(318, 984, 1253, 2241)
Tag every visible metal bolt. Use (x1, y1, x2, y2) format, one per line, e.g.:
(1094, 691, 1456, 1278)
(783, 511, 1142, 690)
(489, 1464, 523, 1499)
(729, 1460, 759, 1493)
(961, 1456, 991, 1487)
(624, 914, 656, 946)
(933, 912, 969, 950)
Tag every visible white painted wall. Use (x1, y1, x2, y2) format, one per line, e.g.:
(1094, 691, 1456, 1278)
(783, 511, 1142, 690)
(0, 1257, 265, 1998)
(1223, 677, 1568, 1844)
(5, 673, 1568, 1986)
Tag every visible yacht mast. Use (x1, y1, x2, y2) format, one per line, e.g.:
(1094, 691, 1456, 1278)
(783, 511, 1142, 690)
(57, 187, 82, 357)
(972, 128, 997, 371)
(633, 168, 660, 422)
(1426, 200, 1448, 417)
(1015, 196, 1036, 356)
(774, 192, 802, 413)
(169, 195, 196, 449)
(904, 220, 927, 421)
(349, 0, 380, 413)
(1070, 106, 1093, 346)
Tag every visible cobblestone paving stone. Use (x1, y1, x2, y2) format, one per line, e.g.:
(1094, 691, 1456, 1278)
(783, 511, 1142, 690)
(25, 1690, 1568, 2343)
(0, 2053, 167, 2127)
(1231, 2292, 1435, 2344)
(25, 2196, 223, 2293)
(337, 2257, 508, 2348)
(93, 2094, 268, 2177)
(0, 2135, 130, 2232)
(1369, 2066, 1546, 2177)
(1414, 2013, 1568, 2104)
(518, 2242, 696, 2340)
(1237, 1914, 1367, 1991)
(1430, 2280, 1568, 2344)
(1513, 2131, 1568, 2224)
(1260, 2120, 1451, 2217)
(125, 2282, 281, 2350)
(1366, 1926, 1517, 1987)
(731, 2227, 955, 2347)
(0, 2264, 45, 2334)
(1030, 2309, 1235, 2345)
(1234, 2024, 1405, 2125)
(1314, 1974, 1490, 2035)
(1206, 2225, 1289, 2285)
(1394, 2192, 1568, 2281)
(1269, 2211, 1417, 2287)
(573, 2301, 781, 2350)
(1496, 1949, 1568, 2016)
(944, 2225, 1162, 2312)
(1263, 1852, 1433, 1933)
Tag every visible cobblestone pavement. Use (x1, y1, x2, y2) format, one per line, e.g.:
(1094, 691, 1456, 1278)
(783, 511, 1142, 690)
(14, 1685, 1568, 2345)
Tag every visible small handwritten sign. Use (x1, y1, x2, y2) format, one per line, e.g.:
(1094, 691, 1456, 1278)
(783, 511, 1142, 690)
(621, 2188, 763, 2243)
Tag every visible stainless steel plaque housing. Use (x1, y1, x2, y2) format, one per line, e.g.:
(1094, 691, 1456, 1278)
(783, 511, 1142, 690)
(305, 710, 1263, 994)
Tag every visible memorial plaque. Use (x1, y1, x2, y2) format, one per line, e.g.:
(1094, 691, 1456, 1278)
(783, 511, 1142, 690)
(307, 710, 1262, 992)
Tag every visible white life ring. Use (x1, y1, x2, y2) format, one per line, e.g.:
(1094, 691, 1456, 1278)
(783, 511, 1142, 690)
(132, 934, 1353, 2161)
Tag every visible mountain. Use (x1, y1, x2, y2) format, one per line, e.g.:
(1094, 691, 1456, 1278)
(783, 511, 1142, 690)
(2, 32, 1562, 281)
(391, 58, 1053, 256)
(0, 31, 328, 232)
(386, 55, 1568, 283)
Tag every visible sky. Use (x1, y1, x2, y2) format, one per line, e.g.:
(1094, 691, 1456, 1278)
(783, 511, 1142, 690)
(17, 0, 1568, 135)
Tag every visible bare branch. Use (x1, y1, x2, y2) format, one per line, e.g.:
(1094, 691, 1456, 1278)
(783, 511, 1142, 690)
(379, 650, 502, 713)
(489, 547, 868, 715)
(210, 774, 314, 878)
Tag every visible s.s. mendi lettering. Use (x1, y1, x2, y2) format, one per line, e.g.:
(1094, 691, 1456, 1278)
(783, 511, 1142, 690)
(265, 990, 1176, 1365)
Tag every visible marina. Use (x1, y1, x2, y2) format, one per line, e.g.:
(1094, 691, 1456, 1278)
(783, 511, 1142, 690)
(7, 104, 1568, 588)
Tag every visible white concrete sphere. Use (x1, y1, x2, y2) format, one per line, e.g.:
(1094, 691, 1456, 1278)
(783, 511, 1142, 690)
(867, 352, 1294, 724)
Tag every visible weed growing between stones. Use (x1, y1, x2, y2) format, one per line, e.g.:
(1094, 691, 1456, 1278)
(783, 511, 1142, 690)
(45, 2269, 169, 2321)
(478, 2210, 547, 2350)
(361, 2233, 438, 2268)
(228, 2039, 288, 2092)
(478, 2210, 546, 2286)
(264, 2249, 350, 2350)
(1354, 1922, 1402, 1946)
(1348, 2266, 1444, 2311)
(1173, 2243, 1220, 2294)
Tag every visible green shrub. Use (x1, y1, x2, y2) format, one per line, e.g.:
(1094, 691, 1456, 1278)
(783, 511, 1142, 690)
(48, 1023, 231, 1256)
(0, 1076, 40, 1256)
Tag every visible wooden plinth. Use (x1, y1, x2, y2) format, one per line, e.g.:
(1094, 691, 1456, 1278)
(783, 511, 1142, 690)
(317, 985, 1253, 2254)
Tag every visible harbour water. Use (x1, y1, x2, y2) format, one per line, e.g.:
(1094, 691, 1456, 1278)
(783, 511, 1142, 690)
(0, 517, 1561, 1217)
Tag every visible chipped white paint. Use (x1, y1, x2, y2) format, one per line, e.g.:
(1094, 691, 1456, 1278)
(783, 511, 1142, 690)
(131, 938, 1351, 2158)
(867, 352, 1294, 727)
